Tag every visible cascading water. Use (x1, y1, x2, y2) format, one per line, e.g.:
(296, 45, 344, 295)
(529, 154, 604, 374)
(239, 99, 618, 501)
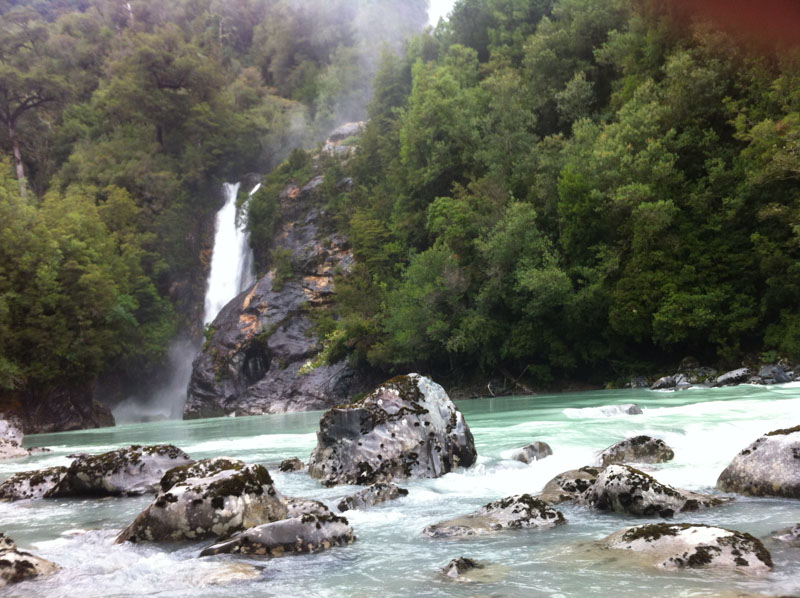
(203, 182, 256, 324)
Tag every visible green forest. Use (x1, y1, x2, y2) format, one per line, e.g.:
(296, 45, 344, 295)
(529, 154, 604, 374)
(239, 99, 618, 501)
(2, 0, 800, 407)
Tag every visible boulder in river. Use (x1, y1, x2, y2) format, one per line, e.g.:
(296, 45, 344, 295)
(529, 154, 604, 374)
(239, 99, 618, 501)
(441, 557, 483, 580)
(772, 523, 800, 546)
(598, 436, 675, 467)
(716, 425, 800, 498)
(713, 367, 752, 387)
(510, 441, 552, 464)
(757, 364, 792, 385)
(199, 513, 355, 557)
(0, 419, 29, 460)
(0, 533, 60, 589)
(0, 466, 67, 501)
(337, 482, 408, 512)
(308, 374, 477, 486)
(278, 457, 305, 472)
(284, 497, 333, 518)
(116, 458, 286, 543)
(47, 445, 193, 497)
(422, 494, 564, 538)
(537, 466, 601, 504)
(603, 523, 773, 572)
(582, 464, 726, 517)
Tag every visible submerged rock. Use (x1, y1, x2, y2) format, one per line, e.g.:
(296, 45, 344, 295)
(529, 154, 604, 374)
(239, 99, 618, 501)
(772, 523, 800, 545)
(308, 374, 476, 486)
(337, 482, 408, 512)
(538, 466, 601, 504)
(582, 464, 726, 517)
(441, 557, 483, 580)
(199, 513, 355, 557)
(511, 441, 553, 464)
(0, 533, 60, 589)
(47, 445, 193, 497)
(0, 466, 67, 501)
(717, 426, 800, 498)
(116, 459, 286, 543)
(563, 404, 642, 417)
(603, 523, 773, 572)
(423, 494, 564, 538)
(598, 436, 675, 467)
(278, 457, 305, 472)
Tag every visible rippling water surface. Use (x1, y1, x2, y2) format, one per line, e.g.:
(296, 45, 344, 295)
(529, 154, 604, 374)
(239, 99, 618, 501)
(2, 384, 799, 597)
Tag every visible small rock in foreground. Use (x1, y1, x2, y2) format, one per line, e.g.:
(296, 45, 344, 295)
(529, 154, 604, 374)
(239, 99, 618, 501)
(511, 441, 552, 464)
(279, 457, 305, 472)
(199, 513, 355, 557)
(603, 523, 772, 572)
(441, 557, 483, 580)
(337, 482, 408, 512)
(0, 533, 60, 589)
(423, 494, 564, 538)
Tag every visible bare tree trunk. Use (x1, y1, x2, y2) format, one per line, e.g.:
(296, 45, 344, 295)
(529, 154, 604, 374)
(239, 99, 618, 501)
(7, 120, 27, 197)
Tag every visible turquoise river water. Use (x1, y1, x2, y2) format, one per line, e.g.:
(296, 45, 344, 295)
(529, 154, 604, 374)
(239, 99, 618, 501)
(1, 384, 799, 597)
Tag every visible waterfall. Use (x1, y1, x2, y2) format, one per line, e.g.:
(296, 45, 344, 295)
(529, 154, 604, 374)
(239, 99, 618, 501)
(203, 182, 256, 324)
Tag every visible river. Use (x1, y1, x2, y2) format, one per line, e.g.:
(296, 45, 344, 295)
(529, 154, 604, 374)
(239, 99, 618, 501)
(2, 384, 799, 597)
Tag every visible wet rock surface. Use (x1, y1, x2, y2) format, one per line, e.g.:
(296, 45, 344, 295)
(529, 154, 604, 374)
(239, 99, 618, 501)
(308, 374, 477, 486)
(47, 445, 193, 497)
(0, 419, 29, 460)
(441, 557, 483, 580)
(185, 164, 369, 418)
(0, 533, 60, 588)
(423, 494, 564, 538)
(279, 457, 305, 472)
(336, 482, 408, 512)
(582, 464, 726, 517)
(773, 523, 800, 545)
(717, 426, 800, 498)
(199, 513, 355, 557)
(713, 367, 753, 387)
(116, 459, 286, 543)
(511, 441, 552, 464)
(284, 497, 333, 518)
(603, 523, 773, 572)
(538, 466, 601, 504)
(598, 436, 675, 467)
(0, 466, 67, 501)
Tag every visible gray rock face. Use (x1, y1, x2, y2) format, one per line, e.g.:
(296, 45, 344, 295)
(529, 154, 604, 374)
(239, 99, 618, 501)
(583, 464, 726, 517)
(0, 466, 67, 500)
(0, 533, 60, 588)
(773, 523, 800, 545)
(423, 494, 565, 538)
(758, 364, 792, 384)
(199, 513, 355, 557)
(538, 466, 601, 504)
(717, 426, 800, 498)
(47, 445, 193, 497)
(308, 374, 477, 486)
(714, 367, 752, 387)
(598, 436, 675, 467)
(630, 376, 649, 389)
(603, 524, 773, 572)
(284, 497, 333, 518)
(650, 376, 676, 390)
(0, 418, 29, 460)
(279, 457, 305, 472)
(185, 174, 368, 418)
(116, 459, 286, 543)
(337, 482, 408, 512)
(442, 557, 482, 579)
(511, 441, 553, 464)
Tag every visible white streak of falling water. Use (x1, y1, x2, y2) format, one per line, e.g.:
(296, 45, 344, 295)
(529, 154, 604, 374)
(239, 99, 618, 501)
(203, 182, 255, 324)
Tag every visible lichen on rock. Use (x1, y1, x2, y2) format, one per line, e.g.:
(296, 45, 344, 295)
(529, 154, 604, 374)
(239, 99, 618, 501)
(598, 435, 675, 467)
(537, 466, 600, 504)
(336, 482, 408, 512)
(0, 466, 68, 501)
(0, 533, 60, 589)
(510, 441, 552, 464)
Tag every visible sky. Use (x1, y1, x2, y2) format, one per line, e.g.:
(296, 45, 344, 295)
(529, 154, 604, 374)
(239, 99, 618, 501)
(428, 0, 456, 26)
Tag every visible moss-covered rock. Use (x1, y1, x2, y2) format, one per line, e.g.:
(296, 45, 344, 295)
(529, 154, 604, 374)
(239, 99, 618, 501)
(0, 533, 60, 589)
(717, 426, 800, 498)
(47, 445, 194, 497)
(603, 523, 773, 572)
(598, 435, 675, 467)
(278, 457, 305, 472)
(336, 482, 408, 512)
(423, 494, 565, 538)
(308, 374, 476, 486)
(583, 464, 727, 517)
(510, 441, 552, 464)
(0, 466, 67, 501)
(116, 458, 286, 543)
(284, 497, 333, 518)
(198, 513, 355, 557)
(537, 466, 600, 504)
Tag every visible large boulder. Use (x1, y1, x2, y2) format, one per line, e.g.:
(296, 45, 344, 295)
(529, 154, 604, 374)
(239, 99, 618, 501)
(422, 494, 564, 538)
(537, 466, 600, 504)
(758, 364, 791, 384)
(116, 458, 286, 543)
(716, 426, 800, 498)
(713, 367, 752, 387)
(0, 418, 29, 460)
(0, 533, 60, 589)
(0, 466, 67, 501)
(308, 374, 476, 486)
(582, 464, 726, 517)
(284, 497, 333, 518)
(603, 523, 773, 572)
(47, 445, 193, 497)
(598, 436, 675, 467)
(199, 513, 355, 557)
(337, 482, 408, 512)
(510, 441, 552, 464)
(184, 172, 369, 419)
